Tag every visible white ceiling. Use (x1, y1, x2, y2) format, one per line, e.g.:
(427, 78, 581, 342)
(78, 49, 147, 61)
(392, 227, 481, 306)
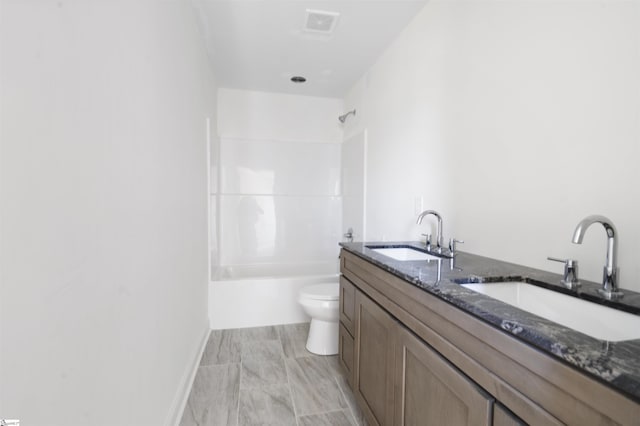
(192, 0, 428, 98)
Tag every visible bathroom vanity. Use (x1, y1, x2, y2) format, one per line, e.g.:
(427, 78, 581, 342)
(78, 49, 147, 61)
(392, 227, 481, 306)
(338, 242, 640, 425)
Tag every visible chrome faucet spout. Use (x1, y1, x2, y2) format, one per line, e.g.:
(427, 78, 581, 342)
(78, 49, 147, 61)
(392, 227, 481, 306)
(417, 210, 443, 250)
(571, 215, 622, 299)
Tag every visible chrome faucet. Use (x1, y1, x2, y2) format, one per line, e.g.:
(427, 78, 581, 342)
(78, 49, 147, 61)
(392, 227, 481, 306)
(572, 215, 623, 299)
(417, 210, 443, 253)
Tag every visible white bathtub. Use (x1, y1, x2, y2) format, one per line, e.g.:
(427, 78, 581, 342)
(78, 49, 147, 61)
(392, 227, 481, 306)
(208, 262, 339, 330)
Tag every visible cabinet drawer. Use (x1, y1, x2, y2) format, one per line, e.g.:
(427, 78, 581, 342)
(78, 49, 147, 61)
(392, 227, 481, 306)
(340, 276, 356, 335)
(338, 323, 355, 387)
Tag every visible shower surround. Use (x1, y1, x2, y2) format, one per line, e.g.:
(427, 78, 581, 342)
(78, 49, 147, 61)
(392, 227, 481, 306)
(210, 89, 344, 329)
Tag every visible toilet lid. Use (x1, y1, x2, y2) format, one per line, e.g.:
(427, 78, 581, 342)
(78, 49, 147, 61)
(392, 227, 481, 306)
(300, 283, 339, 301)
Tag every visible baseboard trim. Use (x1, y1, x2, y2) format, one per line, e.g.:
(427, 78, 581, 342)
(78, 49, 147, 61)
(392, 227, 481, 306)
(165, 326, 211, 426)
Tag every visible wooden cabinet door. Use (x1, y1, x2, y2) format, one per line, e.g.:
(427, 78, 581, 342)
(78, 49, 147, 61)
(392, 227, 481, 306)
(338, 322, 355, 387)
(493, 403, 526, 426)
(354, 289, 396, 426)
(340, 276, 356, 335)
(394, 325, 493, 426)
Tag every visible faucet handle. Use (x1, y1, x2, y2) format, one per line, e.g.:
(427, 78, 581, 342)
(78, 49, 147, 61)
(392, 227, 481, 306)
(547, 257, 580, 289)
(449, 238, 464, 255)
(421, 233, 432, 250)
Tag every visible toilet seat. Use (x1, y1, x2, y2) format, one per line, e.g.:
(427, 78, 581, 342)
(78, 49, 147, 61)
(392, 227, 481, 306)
(299, 283, 339, 301)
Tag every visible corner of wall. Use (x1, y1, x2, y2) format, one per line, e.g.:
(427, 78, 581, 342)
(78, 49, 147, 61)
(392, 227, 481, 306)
(164, 327, 211, 426)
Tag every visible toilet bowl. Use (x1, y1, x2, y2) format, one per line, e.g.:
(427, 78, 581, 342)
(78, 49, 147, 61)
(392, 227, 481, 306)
(299, 282, 340, 355)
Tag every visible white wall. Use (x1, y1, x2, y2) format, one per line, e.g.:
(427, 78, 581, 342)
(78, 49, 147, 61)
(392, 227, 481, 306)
(218, 88, 344, 143)
(0, 1, 216, 425)
(344, 0, 640, 291)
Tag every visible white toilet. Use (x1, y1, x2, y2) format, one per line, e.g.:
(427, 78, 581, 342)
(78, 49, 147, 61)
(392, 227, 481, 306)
(299, 282, 340, 355)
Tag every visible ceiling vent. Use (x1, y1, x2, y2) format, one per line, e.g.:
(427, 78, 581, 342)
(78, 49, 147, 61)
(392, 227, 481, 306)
(304, 9, 340, 34)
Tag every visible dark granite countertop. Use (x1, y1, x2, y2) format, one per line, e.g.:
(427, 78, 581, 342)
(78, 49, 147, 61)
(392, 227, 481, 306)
(340, 241, 640, 403)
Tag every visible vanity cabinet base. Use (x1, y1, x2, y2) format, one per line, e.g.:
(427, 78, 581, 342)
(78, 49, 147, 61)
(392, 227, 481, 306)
(338, 249, 639, 425)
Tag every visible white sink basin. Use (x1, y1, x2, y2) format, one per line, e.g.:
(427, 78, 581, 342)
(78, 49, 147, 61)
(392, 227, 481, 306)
(370, 247, 443, 261)
(461, 282, 640, 342)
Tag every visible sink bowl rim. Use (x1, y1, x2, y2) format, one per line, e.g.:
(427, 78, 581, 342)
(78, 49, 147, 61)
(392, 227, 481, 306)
(365, 244, 451, 260)
(458, 279, 640, 342)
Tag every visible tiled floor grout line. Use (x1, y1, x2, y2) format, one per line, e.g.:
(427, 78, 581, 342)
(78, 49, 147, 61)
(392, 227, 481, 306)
(320, 353, 362, 426)
(286, 367, 301, 426)
(333, 375, 359, 426)
(280, 330, 301, 426)
(185, 400, 196, 426)
(235, 356, 241, 426)
(274, 325, 298, 425)
(322, 356, 349, 410)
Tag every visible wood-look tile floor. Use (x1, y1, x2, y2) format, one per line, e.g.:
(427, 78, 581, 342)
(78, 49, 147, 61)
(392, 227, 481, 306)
(179, 323, 367, 426)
